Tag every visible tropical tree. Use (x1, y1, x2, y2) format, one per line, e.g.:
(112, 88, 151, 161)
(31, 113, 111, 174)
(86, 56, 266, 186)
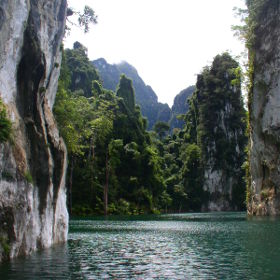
(154, 121, 170, 140)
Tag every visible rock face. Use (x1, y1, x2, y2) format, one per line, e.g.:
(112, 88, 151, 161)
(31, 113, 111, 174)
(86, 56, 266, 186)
(202, 103, 246, 211)
(248, 0, 280, 215)
(93, 58, 171, 129)
(187, 53, 247, 211)
(0, 0, 68, 261)
(169, 86, 195, 131)
(200, 56, 247, 211)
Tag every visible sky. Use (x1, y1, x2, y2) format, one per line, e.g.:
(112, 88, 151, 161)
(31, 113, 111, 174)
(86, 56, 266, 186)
(65, 0, 246, 106)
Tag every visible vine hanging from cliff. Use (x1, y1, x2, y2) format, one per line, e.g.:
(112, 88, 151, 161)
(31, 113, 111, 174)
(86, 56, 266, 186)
(0, 98, 12, 143)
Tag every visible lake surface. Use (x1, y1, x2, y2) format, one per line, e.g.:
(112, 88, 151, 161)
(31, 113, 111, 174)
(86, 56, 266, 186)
(0, 212, 280, 279)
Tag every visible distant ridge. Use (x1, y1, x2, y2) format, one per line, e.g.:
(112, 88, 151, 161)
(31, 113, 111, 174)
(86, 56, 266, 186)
(170, 86, 195, 131)
(93, 58, 171, 130)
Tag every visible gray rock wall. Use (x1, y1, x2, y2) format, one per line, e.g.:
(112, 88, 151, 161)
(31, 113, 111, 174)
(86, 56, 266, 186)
(0, 0, 68, 261)
(203, 105, 245, 211)
(248, 1, 280, 215)
(193, 53, 247, 212)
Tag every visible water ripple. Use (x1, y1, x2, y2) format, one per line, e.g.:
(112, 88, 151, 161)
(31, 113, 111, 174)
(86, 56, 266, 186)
(1, 212, 280, 279)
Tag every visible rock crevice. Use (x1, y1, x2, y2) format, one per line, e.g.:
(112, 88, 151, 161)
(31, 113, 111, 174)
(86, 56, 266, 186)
(0, 0, 68, 261)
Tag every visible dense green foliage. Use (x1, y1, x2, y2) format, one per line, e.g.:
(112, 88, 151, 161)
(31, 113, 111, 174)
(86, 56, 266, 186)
(116, 75, 136, 111)
(64, 42, 100, 97)
(55, 42, 247, 215)
(0, 98, 12, 143)
(154, 122, 170, 140)
(151, 53, 247, 212)
(183, 53, 247, 208)
(55, 43, 166, 215)
(189, 54, 246, 167)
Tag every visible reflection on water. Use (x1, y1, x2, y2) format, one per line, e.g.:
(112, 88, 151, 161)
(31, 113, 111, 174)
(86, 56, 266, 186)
(0, 212, 280, 279)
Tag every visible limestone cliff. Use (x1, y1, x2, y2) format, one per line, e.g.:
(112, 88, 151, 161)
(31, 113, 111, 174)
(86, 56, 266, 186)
(0, 0, 68, 261)
(186, 53, 247, 211)
(247, 0, 280, 215)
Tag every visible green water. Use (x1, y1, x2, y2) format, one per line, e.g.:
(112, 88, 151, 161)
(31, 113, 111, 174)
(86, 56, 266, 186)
(0, 212, 280, 279)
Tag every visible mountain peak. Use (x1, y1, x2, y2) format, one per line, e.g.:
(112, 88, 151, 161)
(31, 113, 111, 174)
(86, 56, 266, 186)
(94, 57, 108, 65)
(93, 58, 171, 129)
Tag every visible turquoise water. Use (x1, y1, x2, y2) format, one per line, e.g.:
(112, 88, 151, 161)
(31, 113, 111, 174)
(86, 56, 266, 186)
(0, 212, 280, 279)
